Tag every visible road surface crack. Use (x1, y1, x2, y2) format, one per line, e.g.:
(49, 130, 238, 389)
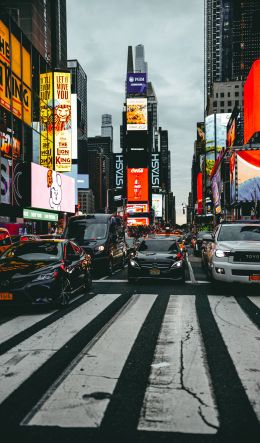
(198, 405, 219, 430)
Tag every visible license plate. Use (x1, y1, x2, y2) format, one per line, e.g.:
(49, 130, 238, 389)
(0, 292, 13, 300)
(150, 268, 160, 276)
(249, 275, 260, 281)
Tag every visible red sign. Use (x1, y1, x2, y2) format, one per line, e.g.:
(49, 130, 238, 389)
(197, 172, 203, 215)
(127, 168, 148, 202)
(127, 217, 149, 226)
(244, 60, 260, 144)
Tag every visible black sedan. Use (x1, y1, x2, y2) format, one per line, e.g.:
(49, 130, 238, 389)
(128, 238, 186, 283)
(0, 240, 92, 307)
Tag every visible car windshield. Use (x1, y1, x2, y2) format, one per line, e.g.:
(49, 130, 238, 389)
(217, 225, 260, 242)
(67, 221, 108, 241)
(1, 241, 63, 261)
(197, 231, 211, 239)
(138, 240, 179, 253)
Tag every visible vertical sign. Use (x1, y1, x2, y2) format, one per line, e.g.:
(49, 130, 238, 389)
(115, 154, 124, 189)
(54, 72, 72, 172)
(40, 72, 54, 169)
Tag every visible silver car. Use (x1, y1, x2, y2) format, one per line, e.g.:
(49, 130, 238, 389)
(206, 223, 260, 284)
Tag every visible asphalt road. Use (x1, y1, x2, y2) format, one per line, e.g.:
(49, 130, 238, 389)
(0, 250, 259, 443)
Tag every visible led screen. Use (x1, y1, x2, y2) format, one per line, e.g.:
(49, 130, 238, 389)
(127, 217, 149, 226)
(31, 163, 75, 212)
(127, 203, 149, 213)
(54, 72, 72, 172)
(197, 172, 203, 215)
(127, 167, 148, 201)
(244, 60, 260, 144)
(127, 73, 147, 94)
(152, 194, 163, 217)
(211, 168, 222, 214)
(127, 98, 147, 131)
(237, 150, 260, 202)
(205, 113, 231, 178)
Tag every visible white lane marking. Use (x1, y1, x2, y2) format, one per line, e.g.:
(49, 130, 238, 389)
(138, 295, 219, 434)
(0, 312, 56, 345)
(26, 294, 157, 428)
(0, 294, 121, 404)
(209, 295, 260, 420)
(93, 279, 128, 283)
(93, 279, 211, 284)
(186, 254, 197, 284)
(248, 296, 260, 309)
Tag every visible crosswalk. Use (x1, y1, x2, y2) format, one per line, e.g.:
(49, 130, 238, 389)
(0, 292, 259, 439)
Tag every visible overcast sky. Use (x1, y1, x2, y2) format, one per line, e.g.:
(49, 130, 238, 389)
(66, 0, 204, 224)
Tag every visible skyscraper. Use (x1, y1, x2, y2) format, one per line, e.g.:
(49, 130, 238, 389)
(135, 44, 147, 75)
(101, 114, 113, 143)
(67, 59, 88, 140)
(0, 0, 67, 68)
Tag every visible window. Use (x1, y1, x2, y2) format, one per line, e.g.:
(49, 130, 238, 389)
(220, 101, 224, 106)
(213, 101, 217, 107)
(228, 101, 232, 106)
(228, 92, 230, 97)
(235, 92, 239, 97)
(220, 92, 224, 97)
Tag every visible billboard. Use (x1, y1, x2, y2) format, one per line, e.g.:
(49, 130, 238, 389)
(127, 217, 149, 226)
(127, 73, 147, 94)
(0, 107, 21, 159)
(197, 172, 203, 215)
(197, 122, 205, 143)
(226, 108, 239, 148)
(211, 167, 222, 214)
(0, 157, 11, 204)
(230, 152, 236, 204)
(126, 203, 149, 213)
(127, 98, 147, 131)
(244, 60, 260, 144)
(205, 113, 231, 178)
(0, 20, 31, 125)
(152, 194, 163, 217)
(54, 72, 72, 172)
(71, 93, 77, 159)
(40, 72, 54, 169)
(127, 167, 148, 201)
(237, 150, 260, 202)
(31, 163, 75, 213)
(151, 153, 160, 188)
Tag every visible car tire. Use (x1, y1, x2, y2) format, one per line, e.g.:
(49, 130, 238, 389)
(108, 258, 114, 276)
(57, 277, 71, 308)
(84, 272, 92, 292)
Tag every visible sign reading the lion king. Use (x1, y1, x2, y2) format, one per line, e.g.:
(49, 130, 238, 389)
(53, 72, 72, 172)
(0, 20, 31, 125)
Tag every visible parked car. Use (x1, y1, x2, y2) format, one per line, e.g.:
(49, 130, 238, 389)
(0, 228, 12, 255)
(63, 214, 127, 274)
(128, 238, 186, 283)
(206, 223, 260, 284)
(0, 239, 92, 307)
(193, 231, 213, 256)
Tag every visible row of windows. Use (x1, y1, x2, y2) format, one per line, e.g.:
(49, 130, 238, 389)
(215, 91, 241, 98)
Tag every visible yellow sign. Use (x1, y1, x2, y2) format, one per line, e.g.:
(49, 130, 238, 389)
(40, 72, 54, 169)
(0, 20, 32, 125)
(53, 72, 72, 172)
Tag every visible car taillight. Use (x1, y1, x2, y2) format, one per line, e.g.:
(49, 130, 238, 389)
(176, 252, 182, 259)
(53, 270, 59, 279)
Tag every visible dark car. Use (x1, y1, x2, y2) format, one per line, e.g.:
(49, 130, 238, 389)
(64, 214, 127, 274)
(128, 238, 186, 283)
(193, 231, 213, 256)
(0, 240, 92, 307)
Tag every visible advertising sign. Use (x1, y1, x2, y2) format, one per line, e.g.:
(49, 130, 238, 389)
(127, 217, 149, 226)
(0, 113, 21, 159)
(244, 60, 260, 144)
(31, 163, 75, 212)
(152, 194, 163, 217)
(126, 203, 149, 213)
(0, 157, 11, 204)
(197, 172, 203, 214)
(151, 153, 160, 188)
(54, 72, 72, 171)
(127, 167, 148, 201)
(230, 152, 236, 204)
(205, 113, 230, 178)
(211, 168, 222, 214)
(237, 150, 260, 202)
(127, 73, 147, 94)
(0, 20, 31, 125)
(40, 72, 54, 169)
(114, 154, 124, 189)
(71, 93, 77, 159)
(197, 122, 205, 143)
(127, 98, 147, 131)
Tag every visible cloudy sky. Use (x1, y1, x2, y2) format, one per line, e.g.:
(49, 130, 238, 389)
(66, 0, 204, 224)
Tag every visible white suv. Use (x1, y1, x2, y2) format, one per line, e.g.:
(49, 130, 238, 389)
(207, 223, 260, 284)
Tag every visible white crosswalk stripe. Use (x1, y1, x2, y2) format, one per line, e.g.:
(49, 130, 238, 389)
(138, 295, 219, 434)
(248, 295, 260, 309)
(0, 294, 121, 404)
(24, 294, 157, 428)
(208, 295, 260, 421)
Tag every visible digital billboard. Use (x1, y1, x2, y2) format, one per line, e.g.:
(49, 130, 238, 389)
(197, 122, 205, 143)
(31, 163, 75, 213)
(230, 152, 236, 204)
(40, 72, 54, 169)
(114, 154, 124, 189)
(237, 150, 260, 202)
(151, 153, 160, 188)
(53, 72, 72, 172)
(127, 98, 147, 131)
(127, 217, 149, 226)
(127, 167, 148, 202)
(127, 73, 147, 94)
(152, 194, 163, 217)
(244, 60, 260, 144)
(205, 113, 231, 178)
(211, 167, 222, 214)
(0, 20, 31, 125)
(197, 172, 203, 215)
(126, 203, 149, 213)
(0, 157, 11, 204)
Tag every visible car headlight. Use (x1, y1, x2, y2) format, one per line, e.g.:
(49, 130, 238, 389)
(171, 260, 183, 268)
(33, 272, 54, 281)
(95, 245, 105, 252)
(129, 258, 140, 268)
(215, 249, 230, 258)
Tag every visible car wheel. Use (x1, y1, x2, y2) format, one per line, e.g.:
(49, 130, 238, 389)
(108, 258, 114, 275)
(57, 277, 71, 308)
(84, 272, 92, 292)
